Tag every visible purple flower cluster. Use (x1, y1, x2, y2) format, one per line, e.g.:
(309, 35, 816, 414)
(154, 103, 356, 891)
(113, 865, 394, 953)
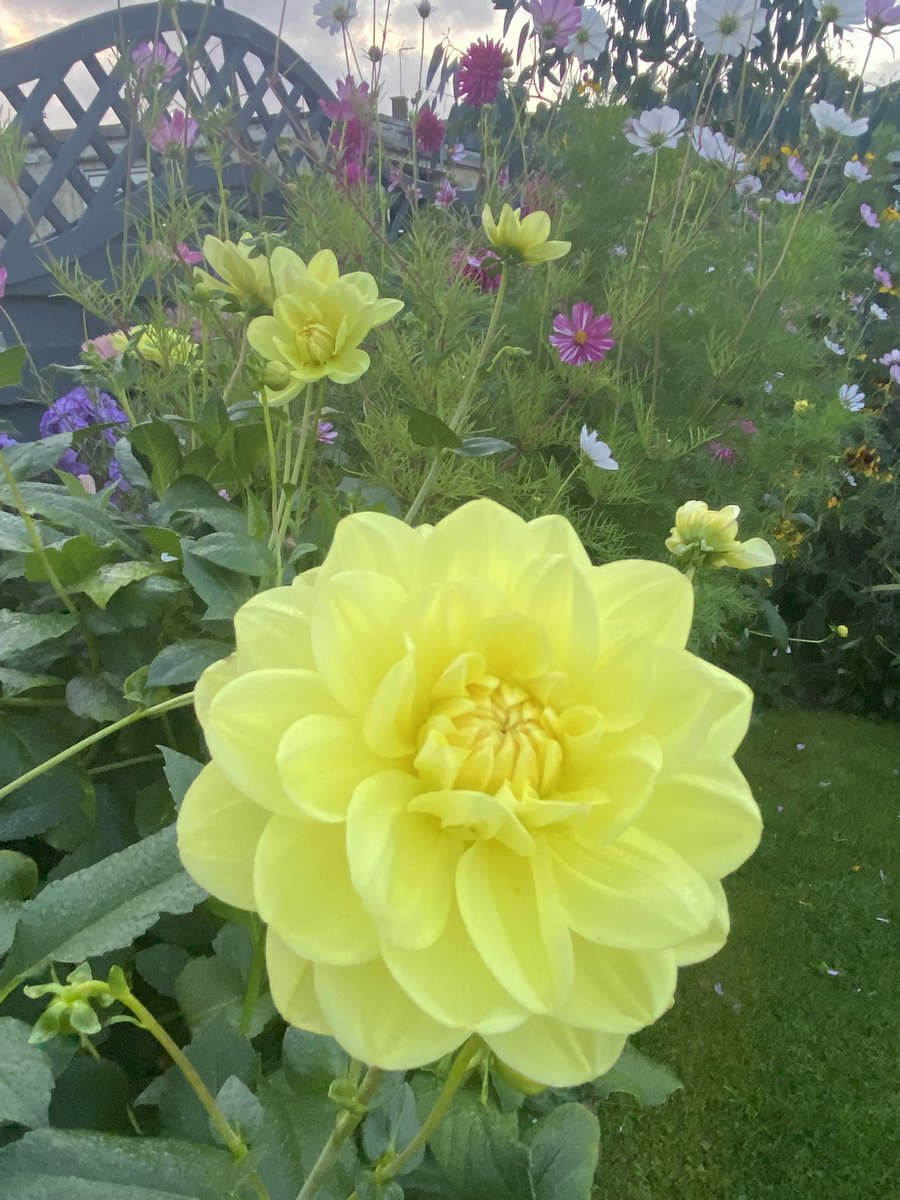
(39, 387, 130, 490)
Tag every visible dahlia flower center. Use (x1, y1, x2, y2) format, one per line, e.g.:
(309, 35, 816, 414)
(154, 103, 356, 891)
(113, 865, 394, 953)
(419, 677, 563, 795)
(297, 321, 335, 365)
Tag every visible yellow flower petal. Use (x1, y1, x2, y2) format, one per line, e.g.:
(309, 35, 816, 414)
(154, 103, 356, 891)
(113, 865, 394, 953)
(486, 1017, 626, 1088)
(266, 929, 332, 1035)
(554, 937, 677, 1033)
(588, 560, 694, 648)
(278, 714, 387, 821)
(233, 586, 315, 672)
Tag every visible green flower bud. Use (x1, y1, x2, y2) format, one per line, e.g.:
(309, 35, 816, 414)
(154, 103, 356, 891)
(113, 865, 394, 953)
(262, 360, 292, 391)
(24, 962, 115, 1044)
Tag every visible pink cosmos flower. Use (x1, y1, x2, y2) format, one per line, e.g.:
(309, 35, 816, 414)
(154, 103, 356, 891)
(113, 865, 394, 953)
(81, 333, 122, 361)
(131, 40, 180, 84)
(175, 243, 203, 266)
(317, 421, 338, 444)
(150, 110, 198, 154)
(549, 303, 615, 366)
(434, 179, 458, 208)
(707, 441, 737, 464)
(787, 155, 809, 181)
(878, 348, 900, 365)
(497, 165, 510, 188)
(776, 189, 803, 205)
(732, 418, 759, 435)
(455, 38, 506, 107)
(874, 264, 893, 288)
(415, 105, 445, 156)
(319, 76, 373, 123)
(891, 365, 900, 385)
(868, 0, 900, 29)
(861, 203, 880, 228)
(0, 266, 6, 300)
(387, 167, 403, 193)
(451, 248, 502, 293)
(528, 0, 582, 47)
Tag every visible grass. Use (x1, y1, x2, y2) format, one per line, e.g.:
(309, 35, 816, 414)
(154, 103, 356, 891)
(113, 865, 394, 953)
(594, 708, 899, 1200)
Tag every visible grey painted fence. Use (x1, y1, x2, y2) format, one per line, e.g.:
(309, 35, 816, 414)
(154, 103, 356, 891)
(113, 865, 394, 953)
(0, 1, 333, 433)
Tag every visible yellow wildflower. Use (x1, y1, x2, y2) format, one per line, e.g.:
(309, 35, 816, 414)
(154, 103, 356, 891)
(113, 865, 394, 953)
(194, 233, 276, 311)
(178, 499, 761, 1086)
(131, 325, 197, 366)
(880, 206, 900, 222)
(793, 399, 810, 415)
(666, 501, 776, 572)
(482, 204, 570, 267)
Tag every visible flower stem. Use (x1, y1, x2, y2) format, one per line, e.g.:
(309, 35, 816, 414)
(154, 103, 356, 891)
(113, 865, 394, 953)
(239, 915, 267, 1036)
(294, 1066, 385, 1200)
(0, 693, 195, 804)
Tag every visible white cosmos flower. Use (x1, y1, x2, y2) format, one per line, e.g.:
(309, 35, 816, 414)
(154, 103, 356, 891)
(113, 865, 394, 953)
(580, 426, 618, 470)
(735, 174, 762, 195)
(816, 0, 867, 29)
(567, 8, 609, 61)
(870, 303, 889, 321)
(824, 336, 846, 355)
(692, 126, 748, 173)
(843, 158, 871, 181)
(624, 106, 685, 154)
(314, 0, 359, 34)
(693, 0, 768, 56)
(810, 101, 869, 138)
(838, 384, 865, 411)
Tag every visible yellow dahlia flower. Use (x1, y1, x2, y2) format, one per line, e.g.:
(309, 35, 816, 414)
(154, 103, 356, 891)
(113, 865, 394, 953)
(194, 233, 275, 311)
(481, 204, 571, 266)
(666, 500, 776, 572)
(246, 248, 403, 405)
(131, 325, 197, 367)
(177, 499, 762, 1086)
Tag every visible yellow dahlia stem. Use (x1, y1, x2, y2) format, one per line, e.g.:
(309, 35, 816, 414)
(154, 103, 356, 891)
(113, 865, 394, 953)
(374, 1035, 482, 1185)
(0, 692, 194, 804)
(239, 915, 267, 1036)
(294, 1066, 385, 1200)
(404, 268, 509, 525)
(261, 388, 283, 583)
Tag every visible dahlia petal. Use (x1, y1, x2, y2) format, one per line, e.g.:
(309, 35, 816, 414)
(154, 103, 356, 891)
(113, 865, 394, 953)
(518, 209, 552, 244)
(584, 636, 655, 729)
(195, 654, 239, 725)
(518, 554, 598, 695)
(318, 510, 424, 587)
(485, 1016, 626, 1087)
(472, 613, 554, 685)
(327, 347, 371, 384)
(363, 641, 425, 757)
(588, 560, 694, 648)
(311, 570, 407, 713)
(314, 958, 467, 1068)
(233, 585, 315, 672)
(306, 248, 340, 285)
(558, 731, 662, 839)
(554, 937, 677, 1033)
(523, 239, 571, 263)
(457, 840, 573, 1013)
(549, 825, 714, 949)
(419, 498, 529, 591)
(346, 771, 459, 949)
(638, 758, 762, 877)
(255, 815, 379, 965)
(673, 879, 730, 965)
(266, 928, 332, 1035)
(246, 315, 283, 362)
(176, 762, 270, 911)
(525, 512, 594, 570)
(278, 714, 386, 821)
(205, 670, 342, 814)
(382, 900, 526, 1033)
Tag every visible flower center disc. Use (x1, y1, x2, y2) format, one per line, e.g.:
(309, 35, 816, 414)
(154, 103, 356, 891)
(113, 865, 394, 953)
(298, 321, 335, 366)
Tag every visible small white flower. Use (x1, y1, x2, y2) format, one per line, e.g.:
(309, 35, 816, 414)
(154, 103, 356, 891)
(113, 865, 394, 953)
(580, 426, 619, 470)
(692, 126, 748, 173)
(870, 302, 889, 321)
(839, 383, 865, 411)
(816, 0, 867, 29)
(843, 158, 871, 181)
(610, 243, 628, 256)
(810, 101, 868, 138)
(764, 380, 774, 393)
(623, 106, 685, 154)
(693, 0, 768, 56)
(313, 0, 358, 34)
(824, 336, 846, 355)
(735, 173, 762, 196)
(567, 7, 608, 61)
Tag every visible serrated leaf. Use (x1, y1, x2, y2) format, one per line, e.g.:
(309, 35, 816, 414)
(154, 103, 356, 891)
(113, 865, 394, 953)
(129, 420, 183, 496)
(527, 1103, 599, 1200)
(134, 943, 192, 998)
(161, 747, 204, 809)
(0, 711, 89, 840)
(0, 434, 72, 482)
(0, 668, 64, 697)
(0, 610, 77, 661)
(148, 640, 233, 688)
(189, 532, 273, 576)
(760, 599, 790, 651)
(423, 1084, 534, 1200)
(0, 825, 205, 993)
(0, 850, 38, 902)
(0, 482, 142, 556)
(590, 1043, 682, 1107)
(215, 1076, 264, 1143)
(0, 1017, 55, 1128)
(111, 437, 153, 491)
(282, 1027, 349, 1095)
(362, 1082, 423, 1173)
(65, 675, 131, 723)
(0, 511, 35, 553)
(0, 1128, 244, 1199)
(24, 534, 119, 586)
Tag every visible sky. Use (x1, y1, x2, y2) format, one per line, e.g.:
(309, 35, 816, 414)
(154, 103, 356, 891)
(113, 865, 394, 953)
(0, 0, 897, 117)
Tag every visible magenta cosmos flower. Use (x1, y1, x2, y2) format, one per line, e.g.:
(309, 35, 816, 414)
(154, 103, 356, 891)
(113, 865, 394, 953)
(150, 110, 198, 154)
(528, 0, 582, 47)
(455, 38, 506, 107)
(549, 303, 615, 365)
(131, 40, 180, 84)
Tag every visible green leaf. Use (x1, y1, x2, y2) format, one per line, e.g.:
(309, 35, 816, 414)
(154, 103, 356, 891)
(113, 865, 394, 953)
(0, 511, 38, 553)
(161, 747, 204, 809)
(0, 668, 64, 698)
(24, 534, 119, 586)
(527, 1103, 599, 1200)
(362, 1082, 423, 1173)
(162, 477, 248, 536)
(406, 406, 463, 451)
(0, 1128, 245, 1199)
(0, 850, 38, 901)
(0, 711, 90, 840)
(181, 546, 254, 621)
(49, 1057, 132, 1134)
(65, 675, 131, 723)
(0, 825, 205, 992)
(255, 1071, 357, 1200)
(455, 437, 515, 458)
(0, 434, 72, 481)
(590, 1043, 683, 1107)
(134, 943, 192, 998)
(423, 1084, 534, 1200)
(0, 483, 143, 556)
(0, 345, 26, 388)
(148, 641, 233, 688)
(0, 610, 77, 661)
(189, 532, 273, 576)
(760, 599, 790, 651)
(74, 561, 163, 610)
(0, 1017, 55, 1128)
(111, 437, 153, 491)
(215, 1076, 264, 1143)
(282, 1027, 349, 1095)
(129, 421, 183, 496)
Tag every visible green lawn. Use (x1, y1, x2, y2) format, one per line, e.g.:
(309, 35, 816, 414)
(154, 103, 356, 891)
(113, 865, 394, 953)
(595, 709, 899, 1200)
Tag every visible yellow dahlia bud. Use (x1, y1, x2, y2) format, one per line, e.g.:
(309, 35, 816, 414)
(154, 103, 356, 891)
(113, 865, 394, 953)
(666, 500, 776, 572)
(793, 399, 810, 415)
(194, 233, 276, 311)
(481, 203, 570, 267)
(177, 498, 762, 1087)
(247, 248, 403, 405)
(133, 325, 197, 366)
(262, 361, 292, 391)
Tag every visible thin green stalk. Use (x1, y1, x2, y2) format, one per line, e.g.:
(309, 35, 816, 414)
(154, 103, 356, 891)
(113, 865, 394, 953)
(240, 916, 267, 1036)
(87, 753, 162, 776)
(404, 268, 509, 524)
(0, 693, 194, 804)
(295, 1066, 385, 1200)
(260, 389, 283, 583)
